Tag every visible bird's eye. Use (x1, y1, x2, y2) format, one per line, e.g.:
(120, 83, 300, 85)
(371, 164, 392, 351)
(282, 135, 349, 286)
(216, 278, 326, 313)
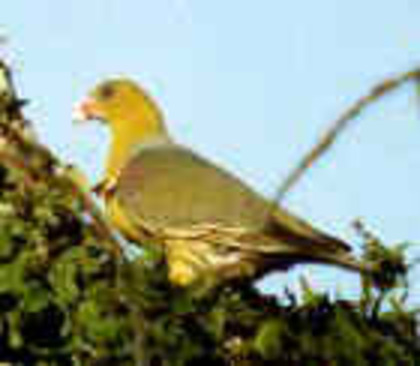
(99, 84, 115, 100)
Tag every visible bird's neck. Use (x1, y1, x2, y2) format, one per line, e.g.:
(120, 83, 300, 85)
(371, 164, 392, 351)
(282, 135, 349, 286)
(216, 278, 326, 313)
(105, 118, 169, 181)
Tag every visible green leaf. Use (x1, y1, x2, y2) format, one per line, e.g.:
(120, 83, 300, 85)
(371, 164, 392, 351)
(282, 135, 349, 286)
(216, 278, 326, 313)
(253, 319, 285, 359)
(49, 257, 79, 307)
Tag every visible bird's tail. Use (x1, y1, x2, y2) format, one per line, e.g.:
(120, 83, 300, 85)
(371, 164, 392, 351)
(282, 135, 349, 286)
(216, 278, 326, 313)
(298, 250, 368, 273)
(262, 210, 370, 274)
(256, 246, 369, 278)
(268, 208, 352, 255)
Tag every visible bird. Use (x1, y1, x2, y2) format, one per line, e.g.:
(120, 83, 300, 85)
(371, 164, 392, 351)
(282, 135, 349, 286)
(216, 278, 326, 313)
(73, 78, 363, 287)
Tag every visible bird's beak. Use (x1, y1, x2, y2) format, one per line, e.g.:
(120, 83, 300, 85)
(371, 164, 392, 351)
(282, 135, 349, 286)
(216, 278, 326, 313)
(72, 96, 103, 123)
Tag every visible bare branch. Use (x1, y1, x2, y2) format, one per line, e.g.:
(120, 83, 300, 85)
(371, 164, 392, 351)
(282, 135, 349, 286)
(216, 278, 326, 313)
(274, 67, 420, 204)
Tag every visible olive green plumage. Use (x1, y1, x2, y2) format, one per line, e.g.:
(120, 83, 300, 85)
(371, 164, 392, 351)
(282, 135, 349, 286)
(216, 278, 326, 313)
(75, 78, 362, 286)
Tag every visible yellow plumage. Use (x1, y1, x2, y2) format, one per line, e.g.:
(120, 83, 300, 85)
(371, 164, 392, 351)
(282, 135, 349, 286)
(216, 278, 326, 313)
(74, 78, 362, 286)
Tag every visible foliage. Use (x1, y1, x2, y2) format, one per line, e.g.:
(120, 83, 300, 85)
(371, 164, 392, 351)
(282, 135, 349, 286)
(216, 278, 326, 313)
(0, 60, 417, 365)
(121, 241, 419, 366)
(0, 60, 135, 365)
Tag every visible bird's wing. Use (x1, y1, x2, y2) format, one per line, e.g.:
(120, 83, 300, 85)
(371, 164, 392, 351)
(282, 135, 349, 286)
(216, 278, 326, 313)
(115, 142, 270, 229)
(115, 142, 349, 253)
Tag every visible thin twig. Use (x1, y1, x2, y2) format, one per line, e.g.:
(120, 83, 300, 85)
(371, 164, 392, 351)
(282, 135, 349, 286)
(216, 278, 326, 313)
(274, 67, 420, 204)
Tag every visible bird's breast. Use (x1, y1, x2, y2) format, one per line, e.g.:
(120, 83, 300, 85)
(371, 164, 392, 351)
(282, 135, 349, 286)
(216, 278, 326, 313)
(106, 196, 144, 242)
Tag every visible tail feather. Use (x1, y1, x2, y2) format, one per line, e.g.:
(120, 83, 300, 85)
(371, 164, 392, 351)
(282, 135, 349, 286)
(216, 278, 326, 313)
(256, 249, 367, 277)
(260, 212, 366, 274)
(265, 214, 351, 255)
(301, 251, 365, 273)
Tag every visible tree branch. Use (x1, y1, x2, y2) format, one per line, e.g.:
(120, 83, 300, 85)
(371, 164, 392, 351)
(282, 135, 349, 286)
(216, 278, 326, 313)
(275, 67, 420, 203)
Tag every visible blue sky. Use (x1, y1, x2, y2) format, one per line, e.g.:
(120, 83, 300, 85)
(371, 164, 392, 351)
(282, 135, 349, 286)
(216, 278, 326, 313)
(2, 1, 420, 304)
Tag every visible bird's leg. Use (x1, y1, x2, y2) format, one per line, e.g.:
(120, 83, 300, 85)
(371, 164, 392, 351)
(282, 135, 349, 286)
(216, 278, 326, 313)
(91, 178, 117, 200)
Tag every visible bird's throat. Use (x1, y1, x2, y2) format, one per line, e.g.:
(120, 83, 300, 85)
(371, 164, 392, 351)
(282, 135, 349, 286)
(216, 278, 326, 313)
(105, 118, 168, 181)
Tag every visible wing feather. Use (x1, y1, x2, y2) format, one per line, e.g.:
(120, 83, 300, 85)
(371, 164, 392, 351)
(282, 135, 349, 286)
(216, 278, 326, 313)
(116, 142, 270, 229)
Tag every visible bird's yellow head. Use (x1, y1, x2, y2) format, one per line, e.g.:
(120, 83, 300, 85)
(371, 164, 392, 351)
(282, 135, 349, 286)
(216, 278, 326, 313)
(74, 78, 169, 179)
(74, 78, 167, 137)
